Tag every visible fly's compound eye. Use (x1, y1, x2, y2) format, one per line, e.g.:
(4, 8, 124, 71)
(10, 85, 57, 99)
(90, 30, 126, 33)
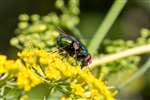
(85, 54, 92, 64)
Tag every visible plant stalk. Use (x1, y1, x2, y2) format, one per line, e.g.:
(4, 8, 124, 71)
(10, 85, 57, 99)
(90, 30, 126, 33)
(84, 44, 150, 70)
(88, 0, 127, 55)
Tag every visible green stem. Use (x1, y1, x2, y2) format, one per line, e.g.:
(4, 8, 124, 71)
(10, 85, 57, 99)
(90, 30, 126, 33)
(88, 0, 127, 55)
(84, 44, 150, 70)
(0, 73, 9, 87)
(118, 58, 150, 90)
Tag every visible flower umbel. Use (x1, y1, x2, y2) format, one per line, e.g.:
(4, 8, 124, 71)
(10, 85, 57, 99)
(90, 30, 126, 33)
(0, 49, 115, 100)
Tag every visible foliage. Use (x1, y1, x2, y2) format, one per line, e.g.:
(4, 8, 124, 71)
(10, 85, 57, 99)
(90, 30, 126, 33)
(10, 0, 80, 50)
(99, 29, 150, 87)
(101, 28, 150, 74)
(1, 0, 150, 100)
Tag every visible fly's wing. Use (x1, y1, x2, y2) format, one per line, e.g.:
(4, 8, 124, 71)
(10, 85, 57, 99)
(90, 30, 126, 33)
(56, 27, 88, 52)
(56, 27, 67, 36)
(56, 27, 79, 42)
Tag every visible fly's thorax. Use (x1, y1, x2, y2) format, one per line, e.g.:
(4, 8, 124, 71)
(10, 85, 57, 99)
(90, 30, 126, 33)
(57, 35, 72, 47)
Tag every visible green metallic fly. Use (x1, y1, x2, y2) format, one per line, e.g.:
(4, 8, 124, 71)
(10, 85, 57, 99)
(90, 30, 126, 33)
(56, 31, 91, 67)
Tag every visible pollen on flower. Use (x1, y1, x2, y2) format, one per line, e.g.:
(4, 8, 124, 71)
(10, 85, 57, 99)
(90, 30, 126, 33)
(71, 83, 84, 96)
(17, 67, 43, 91)
(46, 65, 61, 80)
(0, 55, 7, 73)
(0, 55, 18, 74)
(77, 70, 115, 100)
(0, 49, 116, 99)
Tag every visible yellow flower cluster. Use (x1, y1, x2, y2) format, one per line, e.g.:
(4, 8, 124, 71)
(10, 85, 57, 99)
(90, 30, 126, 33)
(0, 49, 115, 100)
(17, 49, 79, 80)
(0, 55, 43, 91)
(0, 55, 18, 74)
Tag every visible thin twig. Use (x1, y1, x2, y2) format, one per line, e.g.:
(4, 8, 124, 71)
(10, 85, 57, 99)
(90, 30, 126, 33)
(84, 44, 150, 70)
(88, 0, 127, 55)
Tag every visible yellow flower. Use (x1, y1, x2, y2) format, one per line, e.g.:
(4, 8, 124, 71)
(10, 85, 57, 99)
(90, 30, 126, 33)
(0, 55, 18, 74)
(46, 65, 61, 80)
(71, 83, 84, 96)
(78, 70, 114, 100)
(0, 55, 7, 73)
(0, 49, 116, 99)
(17, 65, 43, 91)
(91, 89, 104, 100)
(5, 60, 18, 73)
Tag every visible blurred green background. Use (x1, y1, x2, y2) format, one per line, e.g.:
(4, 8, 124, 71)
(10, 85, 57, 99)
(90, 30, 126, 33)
(0, 0, 150, 100)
